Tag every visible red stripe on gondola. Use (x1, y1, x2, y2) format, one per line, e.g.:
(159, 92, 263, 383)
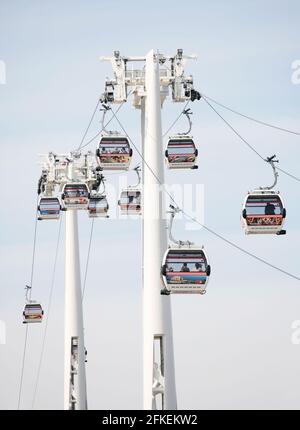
(168, 145, 195, 147)
(166, 272, 206, 275)
(100, 140, 129, 143)
(246, 202, 280, 205)
(168, 142, 194, 145)
(169, 153, 195, 156)
(246, 215, 282, 218)
(167, 257, 205, 259)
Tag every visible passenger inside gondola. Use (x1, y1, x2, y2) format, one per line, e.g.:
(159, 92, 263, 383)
(265, 202, 275, 215)
(180, 262, 190, 272)
(194, 262, 204, 272)
(245, 195, 283, 226)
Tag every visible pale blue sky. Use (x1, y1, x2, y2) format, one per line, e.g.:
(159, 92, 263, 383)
(1, 0, 300, 409)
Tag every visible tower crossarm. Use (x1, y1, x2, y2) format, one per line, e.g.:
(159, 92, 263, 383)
(100, 49, 198, 108)
(38, 151, 99, 195)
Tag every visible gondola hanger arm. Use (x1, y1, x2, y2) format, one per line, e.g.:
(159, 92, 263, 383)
(178, 108, 193, 136)
(260, 154, 279, 190)
(167, 205, 194, 246)
(25, 285, 32, 303)
(100, 103, 111, 134)
(100, 103, 120, 136)
(132, 165, 141, 187)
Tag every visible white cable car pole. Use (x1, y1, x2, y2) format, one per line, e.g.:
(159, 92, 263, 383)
(64, 161, 87, 410)
(100, 48, 195, 409)
(142, 50, 177, 410)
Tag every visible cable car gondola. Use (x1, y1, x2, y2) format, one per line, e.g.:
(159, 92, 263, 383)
(96, 104, 132, 170)
(165, 109, 198, 170)
(97, 135, 132, 171)
(37, 197, 61, 220)
(87, 172, 109, 217)
(23, 286, 44, 324)
(61, 183, 90, 210)
(119, 188, 141, 215)
(118, 166, 142, 215)
(241, 190, 286, 235)
(165, 136, 198, 169)
(161, 205, 211, 295)
(23, 303, 44, 323)
(161, 245, 210, 294)
(88, 194, 109, 218)
(241, 155, 286, 235)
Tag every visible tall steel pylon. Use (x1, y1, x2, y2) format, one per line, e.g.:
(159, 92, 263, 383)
(101, 49, 197, 409)
(64, 161, 87, 410)
(142, 51, 176, 409)
(37, 152, 100, 409)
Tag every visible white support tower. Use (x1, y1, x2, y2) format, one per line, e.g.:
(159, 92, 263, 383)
(101, 49, 198, 410)
(142, 50, 176, 410)
(38, 152, 100, 409)
(64, 208, 87, 410)
(63, 160, 87, 410)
